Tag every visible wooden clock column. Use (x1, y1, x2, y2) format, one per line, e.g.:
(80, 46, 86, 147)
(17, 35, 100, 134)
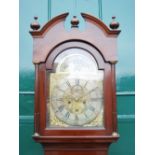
(30, 13, 120, 155)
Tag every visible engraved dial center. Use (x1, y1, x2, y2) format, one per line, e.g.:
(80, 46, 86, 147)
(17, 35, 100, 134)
(72, 85, 83, 101)
(64, 82, 86, 114)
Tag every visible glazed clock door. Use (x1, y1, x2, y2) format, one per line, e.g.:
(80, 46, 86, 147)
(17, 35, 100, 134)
(46, 48, 104, 128)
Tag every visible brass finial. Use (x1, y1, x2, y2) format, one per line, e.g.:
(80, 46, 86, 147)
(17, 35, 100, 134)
(112, 132, 119, 137)
(109, 16, 120, 30)
(71, 16, 79, 28)
(30, 16, 41, 31)
(33, 132, 40, 137)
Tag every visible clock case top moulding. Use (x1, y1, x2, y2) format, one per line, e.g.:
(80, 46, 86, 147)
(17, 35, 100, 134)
(30, 12, 121, 145)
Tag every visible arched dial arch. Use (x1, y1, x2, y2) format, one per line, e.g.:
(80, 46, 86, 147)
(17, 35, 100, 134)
(46, 41, 105, 70)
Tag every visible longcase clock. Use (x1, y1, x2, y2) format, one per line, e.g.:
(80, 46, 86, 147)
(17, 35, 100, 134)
(30, 13, 121, 155)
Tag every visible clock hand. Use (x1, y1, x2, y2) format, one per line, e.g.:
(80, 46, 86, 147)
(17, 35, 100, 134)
(82, 87, 98, 98)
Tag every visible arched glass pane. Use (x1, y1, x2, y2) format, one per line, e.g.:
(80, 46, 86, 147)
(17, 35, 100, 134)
(55, 48, 98, 73)
(47, 48, 104, 128)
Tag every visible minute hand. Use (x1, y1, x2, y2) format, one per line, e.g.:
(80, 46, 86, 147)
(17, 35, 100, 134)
(83, 87, 98, 98)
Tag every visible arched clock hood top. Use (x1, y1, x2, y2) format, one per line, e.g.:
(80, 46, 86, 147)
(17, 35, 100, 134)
(30, 13, 121, 64)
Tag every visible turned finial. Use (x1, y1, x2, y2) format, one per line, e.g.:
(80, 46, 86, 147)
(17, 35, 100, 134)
(30, 16, 40, 31)
(109, 16, 120, 30)
(71, 16, 79, 28)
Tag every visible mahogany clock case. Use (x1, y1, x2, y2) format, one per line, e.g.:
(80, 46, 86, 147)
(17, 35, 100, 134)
(30, 12, 120, 154)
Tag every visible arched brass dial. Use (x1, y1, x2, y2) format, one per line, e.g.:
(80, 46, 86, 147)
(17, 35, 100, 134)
(47, 48, 104, 127)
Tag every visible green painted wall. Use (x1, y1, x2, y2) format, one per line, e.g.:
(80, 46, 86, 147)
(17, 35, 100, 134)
(19, 0, 135, 155)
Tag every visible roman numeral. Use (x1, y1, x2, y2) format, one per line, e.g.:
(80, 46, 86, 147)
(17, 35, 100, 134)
(66, 80, 71, 88)
(88, 106, 95, 112)
(83, 81, 88, 88)
(58, 105, 64, 112)
(51, 97, 63, 102)
(75, 114, 79, 121)
(56, 87, 65, 93)
(84, 113, 89, 118)
(65, 112, 70, 118)
(56, 98, 63, 101)
(75, 79, 80, 85)
(89, 98, 102, 101)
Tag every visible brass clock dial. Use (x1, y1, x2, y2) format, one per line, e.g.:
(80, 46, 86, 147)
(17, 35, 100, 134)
(47, 48, 104, 127)
(51, 78, 103, 126)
